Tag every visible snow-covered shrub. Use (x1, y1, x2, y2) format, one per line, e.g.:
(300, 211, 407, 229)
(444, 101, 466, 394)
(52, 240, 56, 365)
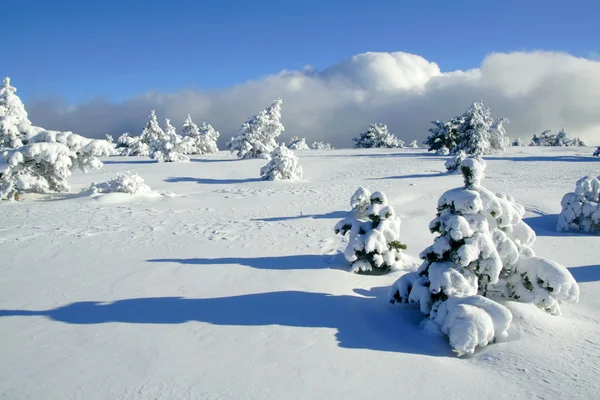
(389, 157, 579, 354)
(0, 143, 73, 200)
(117, 133, 150, 156)
(594, 147, 600, 157)
(288, 136, 310, 150)
(557, 176, 600, 234)
(311, 141, 333, 150)
(83, 172, 153, 195)
(408, 140, 419, 148)
(444, 150, 467, 173)
(353, 123, 404, 148)
(424, 102, 509, 156)
(529, 129, 585, 147)
(227, 99, 284, 159)
(105, 134, 114, 144)
(151, 119, 189, 163)
(260, 144, 303, 181)
(335, 188, 406, 274)
(512, 137, 525, 146)
(179, 115, 220, 155)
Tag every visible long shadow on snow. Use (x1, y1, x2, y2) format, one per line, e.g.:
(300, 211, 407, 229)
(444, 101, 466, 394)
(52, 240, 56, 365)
(147, 254, 342, 271)
(0, 287, 451, 356)
(165, 177, 262, 184)
(523, 214, 593, 237)
(370, 171, 446, 180)
(568, 265, 600, 283)
(489, 155, 600, 163)
(103, 159, 155, 165)
(253, 210, 348, 222)
(188, 158, 239, 163)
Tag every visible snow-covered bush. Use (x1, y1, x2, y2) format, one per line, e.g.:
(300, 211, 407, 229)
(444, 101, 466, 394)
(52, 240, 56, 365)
(0, 77, 34, 149)
(288, 136, 310, 150)
(311, 141, 333, 150)
(335, 188, 406, 274)
(529, 130, 585, 147)
(83, 172, 154, 195)
(227, 99, 284, 159)
(424, 102, 510, 156)
(389, 157, 579, 354)
(444, 150, 467, 173)
(353, 123, 404, 148)
(594, 147, 600, 157)
(512, 137, 525, 146)
(408, 140, 419, 148)
(179, 115, 220, 155)
(557, 176, 600, 234)
(151, 119, 189, 163)
(260, 144, 303, 181)
(117, 133, 150, 156)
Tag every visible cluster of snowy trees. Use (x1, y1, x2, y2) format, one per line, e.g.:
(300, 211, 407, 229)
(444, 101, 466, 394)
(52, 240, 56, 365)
(424, 102, 510, 156)
(335, 188, 406, 274)
(529, 130, 585, 147)
(353, 123, 404, 148)
(558, 176, 600, 233)
(0, 77, 113, 200)
(117, 112, 220, 162)
(388, 157, 579, 355)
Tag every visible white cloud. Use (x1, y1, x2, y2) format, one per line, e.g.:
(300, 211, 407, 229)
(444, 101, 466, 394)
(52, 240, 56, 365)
(25, 51, 600, 147)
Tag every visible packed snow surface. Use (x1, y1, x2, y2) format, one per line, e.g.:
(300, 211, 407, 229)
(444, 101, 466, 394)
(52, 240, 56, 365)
(1, 146, 599, 399)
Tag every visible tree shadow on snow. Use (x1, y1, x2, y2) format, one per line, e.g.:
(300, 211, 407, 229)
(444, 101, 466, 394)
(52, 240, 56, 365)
(146, 254, 344, 271)
(252, 210, 349, 222)
(523, 214, 592, 237)
(164, 177, 262, 184)
(568, 265, 600, 283)
(490, 155, 600, 163)
(370, 171, 446, 180)
(0, 287, 452, 356)
(188, 158, 239, 163)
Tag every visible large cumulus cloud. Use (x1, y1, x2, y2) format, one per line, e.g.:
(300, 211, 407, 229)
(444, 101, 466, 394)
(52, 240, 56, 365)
(25, 51, 600, 147)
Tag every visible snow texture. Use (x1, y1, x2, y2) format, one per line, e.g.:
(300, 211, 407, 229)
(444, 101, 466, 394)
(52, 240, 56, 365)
(228, 99, 284, 159)
(353, 123, 404, 148)
(557, 175, 600, 234)
(390, 156, 579, 354)
(260, 144, 303, 181)
(335, 188, 406, 274)
(424, 102, 509, 156)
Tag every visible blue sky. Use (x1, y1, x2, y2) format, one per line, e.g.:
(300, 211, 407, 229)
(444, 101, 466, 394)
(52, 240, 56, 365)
(5, 0, 599, 104)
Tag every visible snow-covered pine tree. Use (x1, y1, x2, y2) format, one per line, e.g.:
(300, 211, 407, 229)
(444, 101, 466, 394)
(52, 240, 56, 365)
(444, 150, 467, 173)
(334, 188, 406, 274)
(557, 176, 600, 234)
(0, 77, 34, 148)
(512, 137, 525, 146)
(151, 119, 189, 162)
(408, 140, 419, 148)
(260, 144, 303, 181)
(425, 102, 509, 156)
(288, 136, 310, 150)
(179, 116, 220, 155)
(311, 141, 333, 150)
(117, 133, 150, 156)
(390, 157, 579, 354)
(353, 123, 404, 148)
(228, 99, 284, 159)
(140, 110, 165, 151)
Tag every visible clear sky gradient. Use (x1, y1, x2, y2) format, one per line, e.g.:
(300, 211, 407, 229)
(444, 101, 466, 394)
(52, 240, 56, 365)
(5, 0, 599, 104)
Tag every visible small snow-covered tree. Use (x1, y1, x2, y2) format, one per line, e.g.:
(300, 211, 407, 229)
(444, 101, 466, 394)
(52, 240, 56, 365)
(530, 130, 585, 147)
(83, 171, 154, 195)
(260, 144, 302, 181)
(557, 176, 600, 234)
(390, 157, 579, 354)
(0, 77, 34, 148)
(594, 147, 600, 157)
(408, 140, 419, 148)
(425, 102, 509, 156)
(353, 123, 404, 148)
(228, 99, 284, 159)
(335, 188, 406, 274)
(140, 110, 165, 151)
(117, 133, 150, 156)
(311, 141, 333, 150)
(288, 136, 310, 150)
(179, 115, 220, 155)
(105, 134, 114, 144)
(512, 137, 525, 146)
(444, 150, 467, 173)
(151, 119, 189, 163)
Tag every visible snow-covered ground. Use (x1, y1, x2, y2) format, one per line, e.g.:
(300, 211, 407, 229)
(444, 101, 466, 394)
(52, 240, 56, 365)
(1, 146, 599, 399)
